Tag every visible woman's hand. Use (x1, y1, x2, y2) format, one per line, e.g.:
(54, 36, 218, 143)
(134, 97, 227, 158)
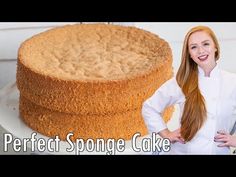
(159, 128, 185, 144)
(214, 130, 236, 147)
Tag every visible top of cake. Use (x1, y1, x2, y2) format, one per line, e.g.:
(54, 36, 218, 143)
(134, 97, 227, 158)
(18, 24, 171, 81)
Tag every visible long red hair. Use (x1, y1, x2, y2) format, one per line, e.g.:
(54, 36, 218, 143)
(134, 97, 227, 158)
(176, 26, 220, 141)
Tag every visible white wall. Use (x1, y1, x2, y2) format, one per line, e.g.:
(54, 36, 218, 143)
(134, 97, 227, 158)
(0, 23, 78, 88)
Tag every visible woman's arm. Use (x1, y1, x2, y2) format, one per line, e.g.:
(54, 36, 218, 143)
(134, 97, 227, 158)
(159, 128, 185, 144)
(142, 78, 185, 143)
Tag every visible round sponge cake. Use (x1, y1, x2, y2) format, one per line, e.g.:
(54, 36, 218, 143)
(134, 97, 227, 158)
(17, 24, 174, 141)
(17, 24, 173, 115)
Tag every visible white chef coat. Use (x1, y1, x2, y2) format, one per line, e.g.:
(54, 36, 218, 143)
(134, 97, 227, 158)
(142, 65, 236, 154)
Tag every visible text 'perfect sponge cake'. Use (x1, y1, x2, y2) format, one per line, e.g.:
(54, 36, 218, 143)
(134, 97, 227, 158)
(17, 24, 173, 141)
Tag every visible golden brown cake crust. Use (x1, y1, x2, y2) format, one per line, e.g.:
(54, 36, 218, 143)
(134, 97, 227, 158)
(17, 24, 173, 115)
(19, 95, 148, 141)
(19, 95, 173, 141)
(17, 58, 172, 114)
(18, 24, 169, 81)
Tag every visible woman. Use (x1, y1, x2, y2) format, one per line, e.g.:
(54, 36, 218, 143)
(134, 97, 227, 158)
(142, 26, 236, 154)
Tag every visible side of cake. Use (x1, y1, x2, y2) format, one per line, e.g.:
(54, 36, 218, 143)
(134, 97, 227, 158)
(20, 95, 174, 141)
(17, 24, 174, 141)
(17, 24, 173, 115)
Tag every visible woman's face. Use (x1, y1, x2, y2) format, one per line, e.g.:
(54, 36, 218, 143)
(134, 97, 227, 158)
(188, 31, 217, 68)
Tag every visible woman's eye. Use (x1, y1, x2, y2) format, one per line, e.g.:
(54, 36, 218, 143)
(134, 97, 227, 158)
(191, 46, 197, 49)
(204, 43, 210, 46)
